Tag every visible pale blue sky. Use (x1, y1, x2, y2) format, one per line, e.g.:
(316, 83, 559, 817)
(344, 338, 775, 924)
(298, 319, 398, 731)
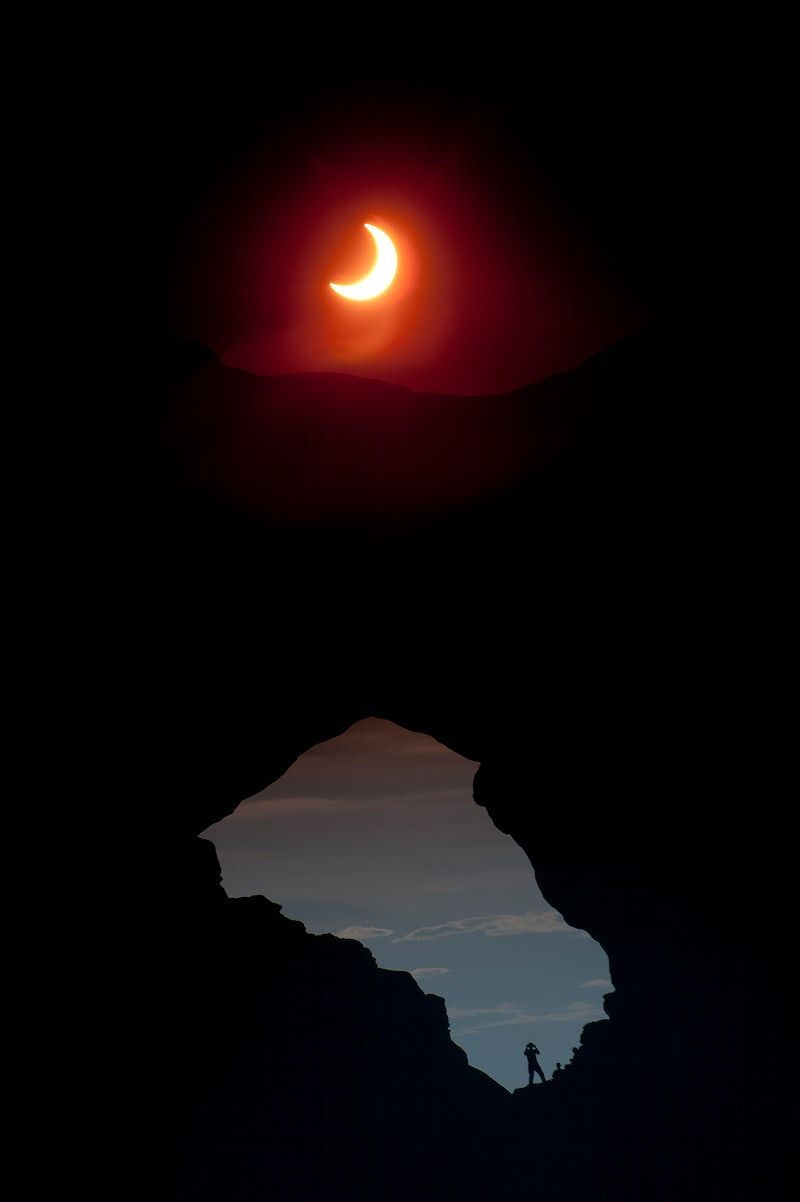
(202, 718, 612, 1091)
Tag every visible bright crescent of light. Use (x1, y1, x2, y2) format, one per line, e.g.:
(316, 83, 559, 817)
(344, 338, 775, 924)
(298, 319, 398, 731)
(329, 223, 398, 301)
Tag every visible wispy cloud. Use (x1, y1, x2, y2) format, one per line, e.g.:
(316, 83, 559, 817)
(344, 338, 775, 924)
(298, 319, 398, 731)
(334, 925, 394, 941)
(394, 911, 569, 942)
(578, 978, 612, 990)
(450, 1002, 523, 1020)
(411, 967, 451, 980)
(238, 787, 469, 819)
(238, 795, 386, 818)
(451, 1000, 605, 1035)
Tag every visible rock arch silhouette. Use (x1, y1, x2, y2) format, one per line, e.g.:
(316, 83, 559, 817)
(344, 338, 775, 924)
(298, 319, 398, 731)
(103, 327, 790, 1201)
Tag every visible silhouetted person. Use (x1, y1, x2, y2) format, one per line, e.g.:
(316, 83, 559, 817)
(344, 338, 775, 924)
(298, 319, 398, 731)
(553, 1062, 563, 1078)
(524, 1042, 546, 1084)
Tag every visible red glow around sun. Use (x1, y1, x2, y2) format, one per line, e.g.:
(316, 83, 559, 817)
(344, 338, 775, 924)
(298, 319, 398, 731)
(168, 117, 644, 395)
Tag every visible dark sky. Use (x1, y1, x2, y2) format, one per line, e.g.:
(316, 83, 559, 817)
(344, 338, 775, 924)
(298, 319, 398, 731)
(203, 721, 612, 1092)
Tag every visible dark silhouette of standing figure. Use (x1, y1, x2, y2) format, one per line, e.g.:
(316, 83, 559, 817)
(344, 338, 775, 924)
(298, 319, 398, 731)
(524, 1042, 546, 1084)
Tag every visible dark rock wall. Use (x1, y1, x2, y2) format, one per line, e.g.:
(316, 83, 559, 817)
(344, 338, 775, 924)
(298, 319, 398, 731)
(101, 329, 792, 1200)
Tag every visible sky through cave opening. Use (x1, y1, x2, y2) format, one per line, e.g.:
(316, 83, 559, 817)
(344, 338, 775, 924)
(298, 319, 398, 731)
(203, 718, 612, 1092)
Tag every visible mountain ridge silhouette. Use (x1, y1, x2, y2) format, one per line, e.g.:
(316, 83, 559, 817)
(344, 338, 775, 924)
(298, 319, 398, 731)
(142, 325, 667, 527)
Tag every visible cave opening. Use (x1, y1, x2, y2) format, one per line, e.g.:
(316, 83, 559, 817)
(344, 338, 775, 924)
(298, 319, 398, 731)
(203, 717, 612, 1092)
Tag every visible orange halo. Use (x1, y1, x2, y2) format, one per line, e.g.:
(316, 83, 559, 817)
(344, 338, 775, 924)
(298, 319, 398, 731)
(329, 223, 398, 301)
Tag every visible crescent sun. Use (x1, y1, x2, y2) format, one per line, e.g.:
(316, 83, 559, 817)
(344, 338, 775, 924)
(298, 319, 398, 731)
(329, 223, 398, 301)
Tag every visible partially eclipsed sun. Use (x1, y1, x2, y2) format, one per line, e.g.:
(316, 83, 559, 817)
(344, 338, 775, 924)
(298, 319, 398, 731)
(329, 223, 398, 301)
